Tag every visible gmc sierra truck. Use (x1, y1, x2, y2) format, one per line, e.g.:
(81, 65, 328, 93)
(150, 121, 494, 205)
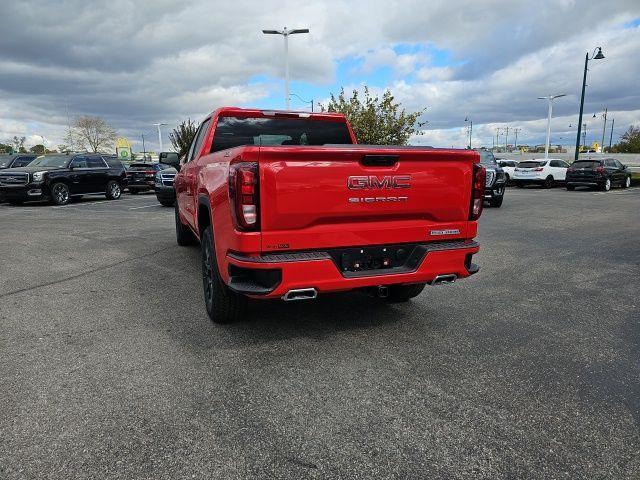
(173, 107, 485, 323)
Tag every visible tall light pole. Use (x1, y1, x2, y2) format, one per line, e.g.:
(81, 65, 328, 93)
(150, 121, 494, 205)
(153, 123, 167, 152)
(504, 126, 510, 152)
(464, 117, 472, 149)
(599, 107, 608, 153)
(513, 128, 522, 151)
(290, 93, 314, 112)
(608, 118, 615, 152)
(575, 47, 605, 160)
(538, 94, 566, 159)
(262, 27, 310, 110)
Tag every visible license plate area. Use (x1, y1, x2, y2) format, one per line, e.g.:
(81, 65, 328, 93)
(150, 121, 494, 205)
(328, 243, 428, 278)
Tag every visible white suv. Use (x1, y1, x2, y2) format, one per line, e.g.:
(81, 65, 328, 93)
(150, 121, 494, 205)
(497, 159, 517, 184)
(513, 159, 569, 188)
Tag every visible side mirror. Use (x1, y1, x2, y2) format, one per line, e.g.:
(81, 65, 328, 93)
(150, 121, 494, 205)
(159, 152, 180, 170)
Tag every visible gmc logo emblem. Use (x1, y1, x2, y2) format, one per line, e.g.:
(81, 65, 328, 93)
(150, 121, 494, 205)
(347, 175, 411, 190)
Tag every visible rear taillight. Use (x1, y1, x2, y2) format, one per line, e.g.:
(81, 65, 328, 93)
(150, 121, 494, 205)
(470, 163, 486, 221)
(533, 167, 544, 172)
(595, 166, 605, 174)
(229, 161, 259, 231)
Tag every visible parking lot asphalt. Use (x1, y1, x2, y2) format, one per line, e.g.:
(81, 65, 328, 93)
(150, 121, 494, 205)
(1, 187, 639, 479)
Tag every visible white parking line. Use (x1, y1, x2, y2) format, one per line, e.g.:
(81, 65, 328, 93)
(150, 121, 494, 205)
(53, 200, 110, 209)
(129, 204, 161, 210)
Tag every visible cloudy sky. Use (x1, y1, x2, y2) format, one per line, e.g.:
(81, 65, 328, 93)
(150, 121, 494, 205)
(1, 0, 639, 152)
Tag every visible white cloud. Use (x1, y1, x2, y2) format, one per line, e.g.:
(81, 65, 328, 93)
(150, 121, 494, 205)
(0, 0, 639, 149)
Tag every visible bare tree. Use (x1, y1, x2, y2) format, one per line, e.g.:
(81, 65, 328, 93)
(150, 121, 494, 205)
(7, 136, 26, 153)
(66, 116, 117, 153)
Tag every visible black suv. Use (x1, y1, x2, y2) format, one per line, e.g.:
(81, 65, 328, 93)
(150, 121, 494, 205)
(566, 158, 631, 191)
(478, 150, 506, 207)
(0, 154, 39, 170)
(0, 153, 127, 205)
(126, 162, 173, 194)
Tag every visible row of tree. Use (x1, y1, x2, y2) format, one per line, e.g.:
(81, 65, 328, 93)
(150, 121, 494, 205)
(3, 89, 639, 155)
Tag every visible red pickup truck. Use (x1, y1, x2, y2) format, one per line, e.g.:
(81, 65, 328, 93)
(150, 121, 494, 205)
(173, 107, 485, 323)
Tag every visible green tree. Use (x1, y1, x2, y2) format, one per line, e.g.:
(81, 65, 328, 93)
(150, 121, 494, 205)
(169, 118, 198, 158)
(0, 142, 12, 153)
(320, 87, 427, 145)
(30, 144, 45, 154)
(612, 125, 640, 153)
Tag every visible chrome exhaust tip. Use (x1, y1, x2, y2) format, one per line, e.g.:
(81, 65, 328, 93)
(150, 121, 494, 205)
(430, 274, 457, 286)
(282, 288, 318, 301)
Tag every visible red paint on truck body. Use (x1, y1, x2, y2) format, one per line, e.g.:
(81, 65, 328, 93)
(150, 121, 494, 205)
(174, 107, 482, 299)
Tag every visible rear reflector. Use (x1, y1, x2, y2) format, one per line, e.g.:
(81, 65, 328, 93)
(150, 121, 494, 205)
(229, 162, 259, 231)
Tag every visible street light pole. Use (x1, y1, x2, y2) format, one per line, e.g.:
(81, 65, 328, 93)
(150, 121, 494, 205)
(600, 107, 607, 153)
(464, 117, 472, 149)
(574, 47, 605, 161)
(513, 128, 521, 150)
(504, 126, 510, 152)
(153, 123, 167, 152)
(141, 133, 147, 160)
(538, 94, 566, 159)
(608, 118, 615, 152)
(262, 27, 310, 110)
(290, 93, 314, 111)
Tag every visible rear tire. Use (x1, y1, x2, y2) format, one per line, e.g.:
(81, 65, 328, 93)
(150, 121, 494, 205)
(623, 176, 631, 189)
(105, 180, 122, 200)
(489, 195, 504, 208)
(175, 202, 195, 246)
(384, 283, 426, 303)
(600, 178, 611, 191)
(201, 226, 247, 323)
(544, 176, 554, 189)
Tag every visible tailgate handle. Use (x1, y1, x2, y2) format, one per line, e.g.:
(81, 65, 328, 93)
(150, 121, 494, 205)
(361, 155, 398, 167)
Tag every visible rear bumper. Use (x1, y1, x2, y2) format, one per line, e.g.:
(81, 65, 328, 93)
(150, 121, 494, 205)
(127, 180, 155, 190)
(223, 240, 480, 299)
(566, 175, 603, 186)
(154, 185, 175, 200)
(513, 176, 545, 184)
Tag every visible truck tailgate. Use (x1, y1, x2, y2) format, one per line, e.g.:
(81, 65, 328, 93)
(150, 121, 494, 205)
(258, 146, 478, 252)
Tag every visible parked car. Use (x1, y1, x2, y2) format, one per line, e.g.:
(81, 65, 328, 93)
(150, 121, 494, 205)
(0, 153, 126, 205)
(154, 167, 177, 206)
(126, 162, 172, 194)
(174, 107, 484, 323)
(513, 158, 569, 188)
(565, 158, 631, 191)
(0, 154, 39, 170)
(496, 159, 517, 184)
(478, 150, 506, 207)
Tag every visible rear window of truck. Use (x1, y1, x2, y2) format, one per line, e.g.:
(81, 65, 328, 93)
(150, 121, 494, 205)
(211, 116, 353, 153)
